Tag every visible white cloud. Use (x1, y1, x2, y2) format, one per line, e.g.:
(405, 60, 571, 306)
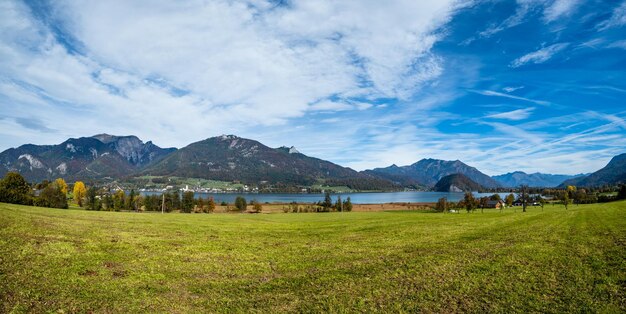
(486, 107, 535, 121)
(503, 86, 524, 93)
(598, 1, 626, 31)
(0, 0, 465, 149)
(543, 0, 581, 22)
(607, 40, 626, 50)
(510, 43, 569, 68)
(469, 90, 551, 106)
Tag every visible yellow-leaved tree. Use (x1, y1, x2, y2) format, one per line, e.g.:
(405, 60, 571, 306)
(73, 181, 87, 207)
(54, 178, 68, 195)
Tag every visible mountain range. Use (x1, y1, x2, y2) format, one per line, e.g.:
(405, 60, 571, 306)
(433, 174, 483, 192)
(365, 159, 501, 188)
(560, 153, 626, 187)
(0, 134, 623, 190)
(492, 172, 587, 188)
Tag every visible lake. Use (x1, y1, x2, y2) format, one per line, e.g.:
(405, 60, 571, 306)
(140, 191, 512, 204)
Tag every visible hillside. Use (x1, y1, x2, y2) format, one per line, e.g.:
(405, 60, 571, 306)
(142, 135, 398, 189)
(367, 159, 500, 188)
(561, 153, 626, 187)
(433, 173, 483, 192)
(0, 135, 175, 182)
(493, 171, 586, 188)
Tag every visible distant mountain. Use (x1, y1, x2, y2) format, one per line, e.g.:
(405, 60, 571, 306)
(434, 173, 483, 192)
(366, 159, 501, 188)
(492, 171, 586, 188)
(142, 135, 399, 189)
(0, 134, 175, 182)
(560, 153, 626, 187)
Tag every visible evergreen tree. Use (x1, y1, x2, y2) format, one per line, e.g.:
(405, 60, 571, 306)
(127, 189, 136, 211)
(343, 197, 353, 212)
(85, 187, 98, 210)
(618, 185, 626, 200)
(322, 191, 332, 211)
(235, 196, 247, 211)
(182, 191, 194, 213)
(335, 195, 343, 212)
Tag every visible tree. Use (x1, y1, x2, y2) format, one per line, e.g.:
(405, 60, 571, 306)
(85, 186, 100, 210)
(182, 191, 194, 213)
(436, 197, 448, 213)
(479, 196, 489, 213)
(235, 196, 247, 211)
(463, 192, 476, 213)
(113, 189, 125, 211)
(252, 200, 262, 213)
(618, 185, 626, 200)
(335, 195, 343, 212)
(520, 185, 529, 212)
(103, 193, 113, 211)
(322, 191, 333, 211)
(0, 172, 32, 205)
(54, 178, 68, 195)
(171, 191, 181, 211)
(343, 197, 353, 212)
(207, 197, 216, 213)
(505, 193, 515, 207)
(196, 197, 205, 213)
(34, 181, 67, 209)
(73, 181, 87, 207)
(489, 194, 502, 201)
(562, 192, 570, 210)
(127, 189, 136, 211)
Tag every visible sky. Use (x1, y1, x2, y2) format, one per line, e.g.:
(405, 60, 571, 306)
(1, 0, 625, 175)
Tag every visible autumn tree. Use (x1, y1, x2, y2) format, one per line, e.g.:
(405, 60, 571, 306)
(54, 178, 68, 195)
(505, 193, 515, 207)
(207, 197, 216, 213)
(73, 181, 87, 207)
(113, 189, 125, 211)
(463, 192, 477, 213)
(252, 199, 262, 213)
(34, 181, 67, 209)
(436, 197, 448, 213)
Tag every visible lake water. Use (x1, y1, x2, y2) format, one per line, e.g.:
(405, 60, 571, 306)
(140, 191, 511, 204)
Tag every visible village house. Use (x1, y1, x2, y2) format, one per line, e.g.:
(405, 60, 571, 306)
(486, 200, 505, 209)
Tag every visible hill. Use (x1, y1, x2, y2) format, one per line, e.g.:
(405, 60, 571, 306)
(0, 135, 175, 182)
(492, 171, 586, 188)
(142, 135, 398, 189)
(433, 173, 483, 192)
(366, 159, 500, 188)
(561, 153, 626, 187)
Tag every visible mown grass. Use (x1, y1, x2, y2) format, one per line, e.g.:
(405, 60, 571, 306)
(0, 202, 624, 313)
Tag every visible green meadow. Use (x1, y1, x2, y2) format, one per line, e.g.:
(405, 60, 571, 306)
(1, 202, 624, 313)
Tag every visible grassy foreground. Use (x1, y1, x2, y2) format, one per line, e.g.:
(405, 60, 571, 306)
(1, 202, 625, 313)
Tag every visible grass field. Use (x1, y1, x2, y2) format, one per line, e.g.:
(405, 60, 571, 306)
(1, 202, 625, 313)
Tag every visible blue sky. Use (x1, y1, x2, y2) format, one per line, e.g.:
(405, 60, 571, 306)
(0, 0, 625, 175)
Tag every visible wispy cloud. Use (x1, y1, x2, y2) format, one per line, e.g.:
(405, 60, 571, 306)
(598, 1, 626, 31)
(510, 43, 570, 68)
(486, 107, 535, 121)
(469, 90, 551, 106)
(543, 0, 581, 22)
(502, 86, 524, 93)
